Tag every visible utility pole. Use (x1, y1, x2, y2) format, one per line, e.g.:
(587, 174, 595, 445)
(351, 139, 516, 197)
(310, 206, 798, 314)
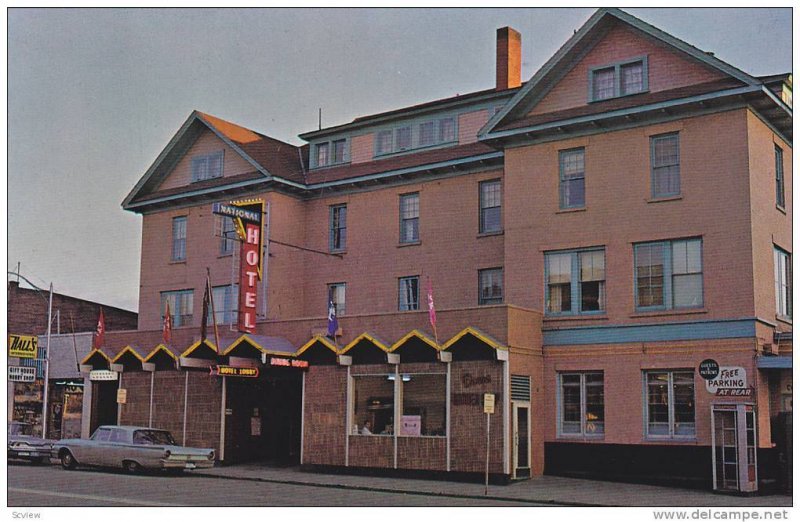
(42, 283, 53, 439)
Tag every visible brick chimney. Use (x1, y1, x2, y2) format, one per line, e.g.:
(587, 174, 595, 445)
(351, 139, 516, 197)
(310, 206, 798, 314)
(496, 27, 521, 91)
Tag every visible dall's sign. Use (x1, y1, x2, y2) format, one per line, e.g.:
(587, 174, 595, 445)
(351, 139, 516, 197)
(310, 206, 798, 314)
(8, 334, 38, 359)
(213, 199, 264, 334)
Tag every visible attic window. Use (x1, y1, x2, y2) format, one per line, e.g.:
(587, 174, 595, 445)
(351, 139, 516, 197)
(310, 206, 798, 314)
(313, 138, 348, 168)
(191, 151, 224, 182)
(589, 56, 648, 102)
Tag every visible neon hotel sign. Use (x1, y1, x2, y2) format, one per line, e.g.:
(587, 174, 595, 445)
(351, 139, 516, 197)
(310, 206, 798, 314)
(212, 200, 264, 334)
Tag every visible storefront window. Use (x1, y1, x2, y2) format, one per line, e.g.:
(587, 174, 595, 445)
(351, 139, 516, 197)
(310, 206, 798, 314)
(351, 375, 394, 436)
(400, 373, 446, 437)
(645, 370, 695, 438)
(559, 372, 604, 436)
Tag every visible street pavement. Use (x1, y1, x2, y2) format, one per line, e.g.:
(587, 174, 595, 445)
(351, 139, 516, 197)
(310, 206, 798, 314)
(7, 459, 792, 507)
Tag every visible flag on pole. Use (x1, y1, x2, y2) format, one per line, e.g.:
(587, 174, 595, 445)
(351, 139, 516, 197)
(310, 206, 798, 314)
(427, 277, 439, 347)
(427, 277, 436, 330)
(327, 300, 339, 338)
(162, 301, 173, 346)
(94, 308, 105, 349)
(201, 277, 211, 343)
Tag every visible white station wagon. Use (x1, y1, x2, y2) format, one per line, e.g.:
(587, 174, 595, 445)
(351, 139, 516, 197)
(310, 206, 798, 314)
(54, 425, 215, 473)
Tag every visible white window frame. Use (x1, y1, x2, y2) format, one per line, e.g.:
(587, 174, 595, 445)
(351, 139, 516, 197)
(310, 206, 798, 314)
(643, 370, 696, 439)
(479, 179, 502, 234)
(774, 246, 792, 319)
(478, 267, 504, 305)
(328, 282, 346, 316)
(650, 133, 681, 198)
(557, 372, 605, 438)
(399, 193, 420, 244)
(635, 238, 703, 311)
(161, 289, 193, 327)
(171, 216, 187, 262)
(398, 276, 420, 311)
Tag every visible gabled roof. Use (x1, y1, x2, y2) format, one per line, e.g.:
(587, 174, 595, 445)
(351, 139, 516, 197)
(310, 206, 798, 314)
(123, 111, 306, 210)
(480, 8, 763, 139)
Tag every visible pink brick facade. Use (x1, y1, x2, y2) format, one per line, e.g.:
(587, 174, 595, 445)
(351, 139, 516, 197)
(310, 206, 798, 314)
(90, 9, 789, 490)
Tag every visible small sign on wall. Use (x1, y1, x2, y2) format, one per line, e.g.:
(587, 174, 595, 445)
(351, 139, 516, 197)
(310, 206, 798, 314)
(116, 388, 127, 404)
(400, 415, 421, 436)
(483, 393, 495, 414)
(705, 366, 750, 396)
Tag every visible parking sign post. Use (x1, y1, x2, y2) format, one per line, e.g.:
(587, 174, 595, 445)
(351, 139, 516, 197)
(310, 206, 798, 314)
(483, 393, 495, 495)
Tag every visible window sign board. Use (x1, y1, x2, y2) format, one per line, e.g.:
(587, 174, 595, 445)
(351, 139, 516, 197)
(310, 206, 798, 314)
(90, 370, 119, 381)
(9, 334, 38, 359)
(484, 393, 495, 414)
(8, 366, 36, 382)
(400, 415, 421, 436)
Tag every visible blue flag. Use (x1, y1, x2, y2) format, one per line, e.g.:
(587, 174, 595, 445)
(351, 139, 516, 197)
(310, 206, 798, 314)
(327, 300, 339, 337)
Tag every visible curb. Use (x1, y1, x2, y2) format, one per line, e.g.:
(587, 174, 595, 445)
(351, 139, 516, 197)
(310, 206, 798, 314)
(189, 470, 607, 507)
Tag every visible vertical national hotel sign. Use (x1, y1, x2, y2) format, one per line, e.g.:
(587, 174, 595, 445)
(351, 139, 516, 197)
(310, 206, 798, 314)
(212, 200, 264, 333)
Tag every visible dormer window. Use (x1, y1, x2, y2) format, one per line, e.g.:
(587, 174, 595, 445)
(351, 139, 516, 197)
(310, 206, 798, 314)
(375, 115, 458, 157)
(313, 138, 349, 168)
(396, 127, 412, 151)
(191, 151, 224, 182)
(589, 56, 648, 102)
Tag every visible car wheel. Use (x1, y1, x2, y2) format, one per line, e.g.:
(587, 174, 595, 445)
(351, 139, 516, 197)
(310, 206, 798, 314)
(60, 451, 76, 470)
(123, 460, 141, 474)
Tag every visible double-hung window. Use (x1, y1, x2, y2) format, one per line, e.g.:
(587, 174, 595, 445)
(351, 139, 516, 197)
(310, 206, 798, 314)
(651, 133, 680, 198)
(316, 143, 330, 167)
(171, 216, 187, 262)
(314, 139, 347, 168)
(220, 216, 236, 256)
(161, 289, 193, 327)
(376, 130, 393, 155)
(559, 372, 604, 436)
(329, 204, 347, 252)
(645, 370, 695, 438)
(438, 117, 455, 143)
(328, 283, 346, 316)
(399, 276, 420, 311)
(635, 238, 703, 310)
(775, 145, 785, 208)
(479, 179, 502, 233)
(590, 57, 647, 101)
(332, 139, 346, 164)
(479, 268, 503, 305)
(210, 284, 238, 325)
(396, 127, 412, 151)
(775, 247, 792, 319)
(399, 193, 420, 243)
(559, 148, 585, 209)
(191, 151, 224, 182)
(545, 249, 605, 314)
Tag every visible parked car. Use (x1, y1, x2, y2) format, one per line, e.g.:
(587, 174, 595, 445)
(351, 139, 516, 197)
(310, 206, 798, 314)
(8, 421, 55, 464)
(53, 425, 215, 473)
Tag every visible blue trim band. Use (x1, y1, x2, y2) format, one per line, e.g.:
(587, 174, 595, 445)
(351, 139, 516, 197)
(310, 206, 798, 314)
(543, 318, 757, 346)
(757, 356, 792, 369)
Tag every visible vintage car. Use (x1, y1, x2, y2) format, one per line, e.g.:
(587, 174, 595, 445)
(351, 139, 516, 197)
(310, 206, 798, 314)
(8, 421, 55, 464)
(53, 425, 215, 473)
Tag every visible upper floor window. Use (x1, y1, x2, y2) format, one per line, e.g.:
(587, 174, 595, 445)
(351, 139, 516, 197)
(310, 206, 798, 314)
(210, 284, 239, 326)
(329, 204, 347, 252)
(161, 289, 193, 327)
(171, 216, 187, 262)
(399, 276, 420, 311)
(377, 116, 457, 156)
(220, 216, 236, 256)
(651, 133, 680, 198)
(559, 148, 585, 209)
(376, 130, 393, 155)
(775, 247, 792, 319)
(479, 268, 504, 305)
(314, 139, 348, 168)
(589, 57, 648, 102)
(399, 193, 420, 243)
(644, 370, 695, 438)
(635, 238, 703, 311)
(191, 151, 224, 182)
(775, 145, 785, 208)
(328, 282, 346, 316)
(559, 372, 604, 437)
(479, 179, 502, 233)
(545, 248, 605, 315)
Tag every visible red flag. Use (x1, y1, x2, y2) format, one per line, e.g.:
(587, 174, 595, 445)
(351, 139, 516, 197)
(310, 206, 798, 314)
(162, 301, 173, 345)
(201, 278, 210, 343)
(427, 277, 437, 330)
(94, 308, 105, 349)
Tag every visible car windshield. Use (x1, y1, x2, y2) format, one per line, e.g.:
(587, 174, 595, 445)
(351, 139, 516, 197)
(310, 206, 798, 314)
(9, 423, 33, 436)
(133, 430, 176, 446)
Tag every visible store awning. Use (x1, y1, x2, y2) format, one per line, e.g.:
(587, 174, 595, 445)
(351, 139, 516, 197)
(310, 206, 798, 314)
(757, 356, 792, 369)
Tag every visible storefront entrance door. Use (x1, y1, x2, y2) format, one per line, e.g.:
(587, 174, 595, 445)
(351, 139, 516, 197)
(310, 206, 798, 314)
(711, 403, 757, 493)
(512, 402, 531, 479)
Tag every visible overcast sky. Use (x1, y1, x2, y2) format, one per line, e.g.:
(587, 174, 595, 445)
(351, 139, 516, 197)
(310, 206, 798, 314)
(6, 7, 793, 313)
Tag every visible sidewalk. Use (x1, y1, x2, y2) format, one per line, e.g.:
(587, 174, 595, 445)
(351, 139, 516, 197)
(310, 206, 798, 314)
(193, 464, 792, 507)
